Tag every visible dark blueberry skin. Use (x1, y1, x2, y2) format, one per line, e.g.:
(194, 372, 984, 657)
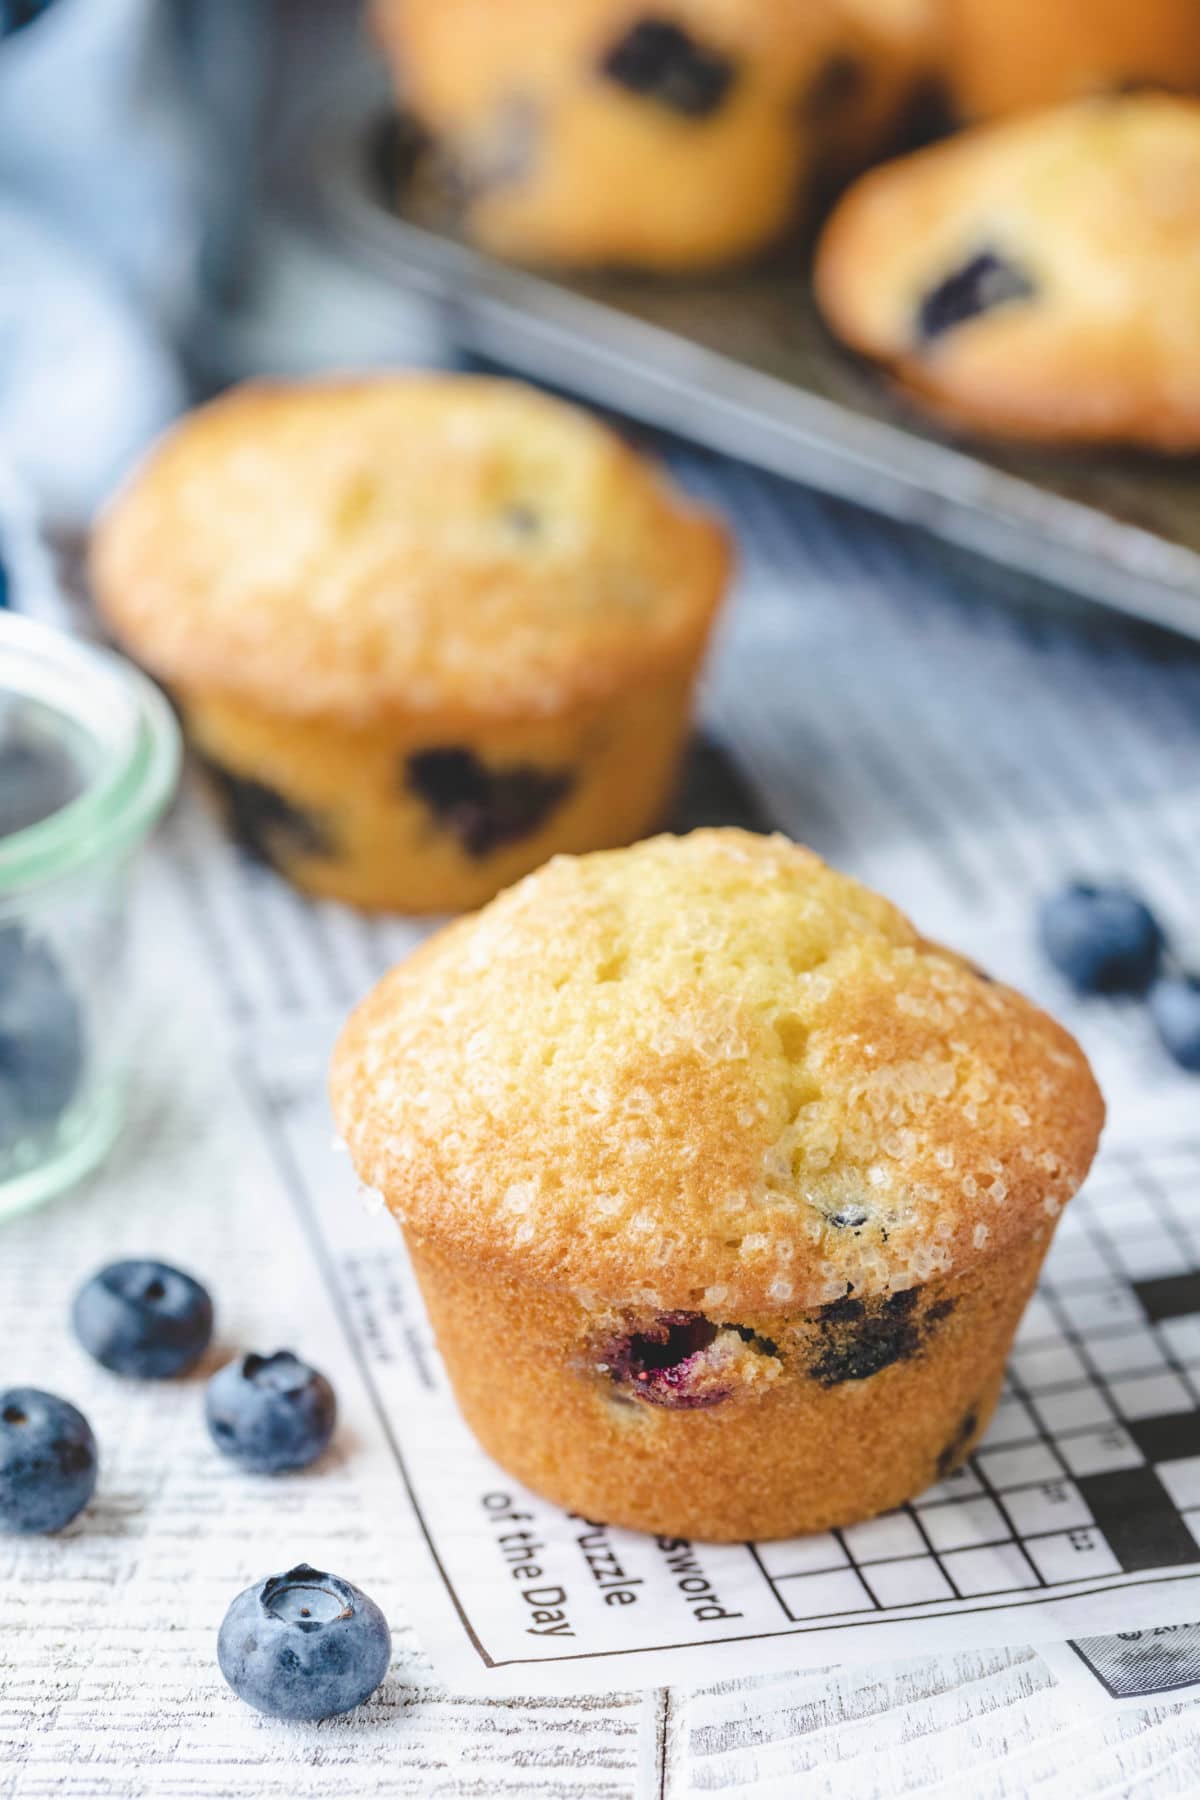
(1038, 881, 1164, 995)
(601, 18, 736, 118)
(405, 747, 573, 859)
(1150, 974, 1200, 1073)
(197, 755, 334, 873)
(810, 1288, 955, 1387)
(72, 1260, 214, 1379)
(206, 1352, 337, 1473)
(917, 250, 1037, 344)
(0, 925, 84, 1152)
(0, 1388, 97, 1534)
(0, 0, 56, 38)
(0, 554, 9, 608)
(218, 1563, 391, 1721)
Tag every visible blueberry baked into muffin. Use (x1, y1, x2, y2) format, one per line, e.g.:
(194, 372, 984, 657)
(90, 377, 729, 913)
(815, 95, 1200, 450)
(331, 829, 1103, 1540)
(943, 0, 1200, 123)
(373, 0, 934, 272)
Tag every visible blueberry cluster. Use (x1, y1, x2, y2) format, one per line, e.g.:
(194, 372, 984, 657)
(2, 1258, 388, 1721)
(1039, 881, 1200, 1072)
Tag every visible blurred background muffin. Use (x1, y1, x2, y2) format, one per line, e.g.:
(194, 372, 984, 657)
(941, 0, 1200, 122)
(371, 0, 935, 272)
(814, 93, 1200, 450)
(90, 373, 730, 912)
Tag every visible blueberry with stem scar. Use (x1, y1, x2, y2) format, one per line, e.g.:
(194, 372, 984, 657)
(206, 1352, 337, 1473)
(72, 1259, 214, 1379)
(218, 1563, 391, 1720)
(0, 1388, 97, 1533)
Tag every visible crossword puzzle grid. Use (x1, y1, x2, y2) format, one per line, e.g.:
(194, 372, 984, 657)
(756, 1142, 1200, 1622)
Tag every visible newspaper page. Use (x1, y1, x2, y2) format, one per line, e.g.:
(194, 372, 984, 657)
(6, 463, 1200, 1737)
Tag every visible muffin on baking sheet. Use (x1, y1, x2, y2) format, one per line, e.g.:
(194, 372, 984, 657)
(90, 376, 729, 914)
(943, 0, 1200, 123)
(814, 95, 1200, 451)
(331, 829, 1103, 1541)
(374, 0, 928, 272)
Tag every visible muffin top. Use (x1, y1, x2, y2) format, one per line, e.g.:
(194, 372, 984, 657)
(378, 0, 843, 122)
(331, 830, 1104, 1313)
(814, 95, 1200, 447)
(90, 376, 729, 724)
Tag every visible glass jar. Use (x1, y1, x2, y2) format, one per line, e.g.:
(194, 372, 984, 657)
(0, 612, 180, 1218)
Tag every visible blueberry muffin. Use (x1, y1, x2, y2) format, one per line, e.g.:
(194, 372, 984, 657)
(331, 830, 1103, 1540)
(374, 0, 921, 272)
(815, 95, 1200, 450)
(943, 0, 1200, 122)
(90, 377, 729, 913)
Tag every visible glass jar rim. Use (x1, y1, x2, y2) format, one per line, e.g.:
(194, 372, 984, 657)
(0, 613, 180, 895)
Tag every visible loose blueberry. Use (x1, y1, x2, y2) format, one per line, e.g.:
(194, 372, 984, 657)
(72, 1259, 214, 1379)
(206, 1352, 337, 1473)
(600, 18, 736, 118)
(405, 747, 573, 859)
(0, 1387, 97, 1533)
(0, 925, 84, 1153)
(917, 249, 1037, 344)
(218, 1563, 390, 1721)
(1150, 974, 1200, 1073)
(196, 755, 335, 872)
(1038, 881, 1164, 994)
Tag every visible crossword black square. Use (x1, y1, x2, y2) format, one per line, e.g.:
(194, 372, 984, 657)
(1132, 1275, 1200, 1323)
(1075, 1468, 1198, 1573)
(1128, 1412, 1200, 1465)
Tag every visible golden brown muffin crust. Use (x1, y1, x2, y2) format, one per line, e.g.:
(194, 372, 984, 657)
(331, 830, 1104, 1314)
(943, 0, 1200, 122)
(814, 95, 1200, 450)
(90, 376, 729, 724)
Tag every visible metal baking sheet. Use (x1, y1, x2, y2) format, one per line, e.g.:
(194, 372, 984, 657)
(307, 82, 1200, 640)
